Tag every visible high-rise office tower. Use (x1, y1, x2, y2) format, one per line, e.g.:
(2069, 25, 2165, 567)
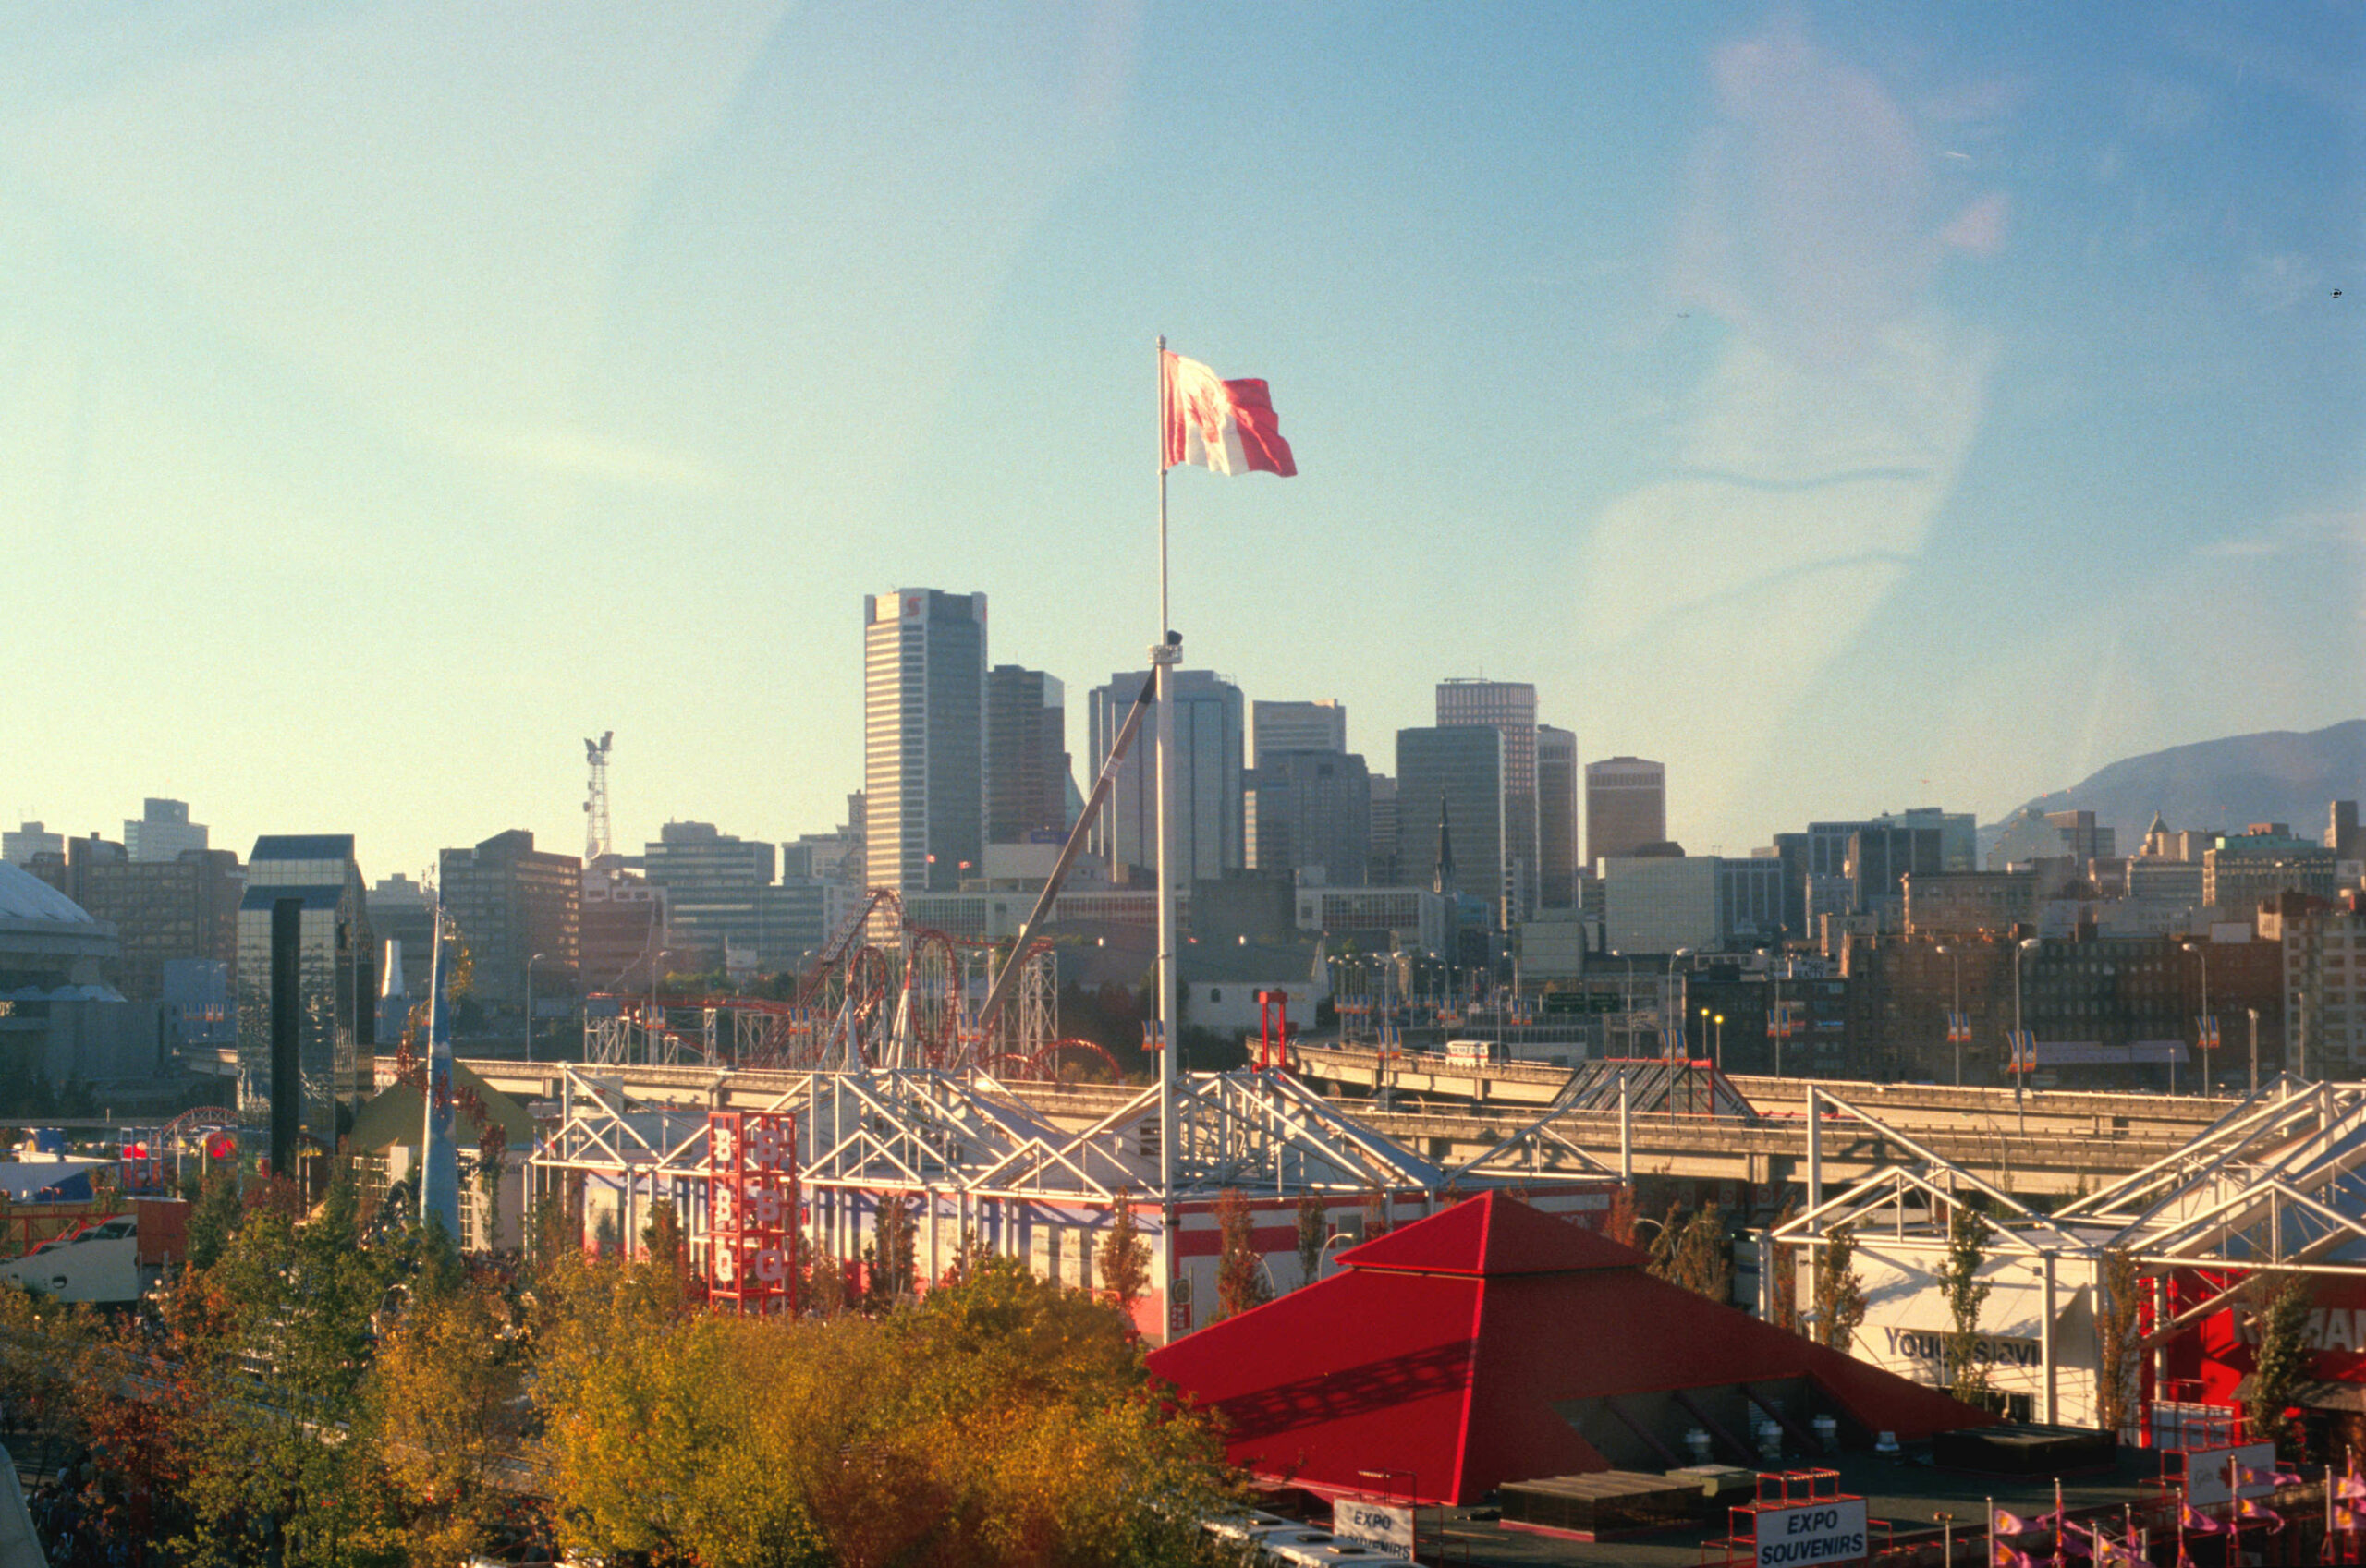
(1396, 726, 1505, 925)
(1585, 756, 1666, 873)
(863, 590, 987, 896)
(1250, 699, 1348, 766)
(436, 829, 581, 1008)
(1537, 725, 1579, 908)
(1089, 668, 1244, 882)
(986, 665, 1070, 845)
(1247, 750, 1372, 886)
(1436, 679, 1538, 919)
(3, 822, 64, 867)
(236, 835, 372, 1173)
(124, 798, 210, 863)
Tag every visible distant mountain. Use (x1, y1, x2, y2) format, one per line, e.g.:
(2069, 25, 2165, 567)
(1989, 720, 2366, 857)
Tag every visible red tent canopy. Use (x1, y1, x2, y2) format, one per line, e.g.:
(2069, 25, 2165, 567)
(1147, 1191, 1992, 1505)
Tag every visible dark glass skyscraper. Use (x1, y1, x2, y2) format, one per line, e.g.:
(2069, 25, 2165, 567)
(236, 835, 372, 1173)
(1396, 726, 1505, 926)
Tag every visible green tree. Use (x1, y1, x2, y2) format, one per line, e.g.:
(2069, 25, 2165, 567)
(1940, 1204, 1995, 1403)
(2248, 1270, 2313, 1453)
(1812, 1222, 1868, 1354)
(177, 1161, 408, 1568)
(187, 1167, 246, 1271)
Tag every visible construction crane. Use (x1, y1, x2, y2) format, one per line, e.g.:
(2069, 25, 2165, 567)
(583, 731, 614, 866)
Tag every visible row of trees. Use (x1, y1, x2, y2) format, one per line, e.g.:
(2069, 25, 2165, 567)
(0, 1166, 1238, 1568)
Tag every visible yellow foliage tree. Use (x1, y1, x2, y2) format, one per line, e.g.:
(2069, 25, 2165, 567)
(361, 1282, 526, 1568)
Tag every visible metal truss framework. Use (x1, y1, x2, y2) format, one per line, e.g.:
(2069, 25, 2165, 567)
(529, 1062, 1612, 1254)
(1762, 1076, 2366, 1428)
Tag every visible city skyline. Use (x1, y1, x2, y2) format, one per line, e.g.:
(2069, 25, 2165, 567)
(5, 5, 2358, 885)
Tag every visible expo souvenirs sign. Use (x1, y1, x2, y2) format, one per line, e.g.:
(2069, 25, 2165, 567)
(1754, 1499, 1871, 1567)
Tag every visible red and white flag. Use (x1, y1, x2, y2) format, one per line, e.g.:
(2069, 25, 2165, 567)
(1162, 349, 1297, 477)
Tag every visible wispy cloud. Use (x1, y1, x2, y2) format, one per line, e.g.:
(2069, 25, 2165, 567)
(445, 423, 726, 494)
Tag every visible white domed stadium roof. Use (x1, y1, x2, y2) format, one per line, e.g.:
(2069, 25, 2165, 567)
(0, 862, 97, 925)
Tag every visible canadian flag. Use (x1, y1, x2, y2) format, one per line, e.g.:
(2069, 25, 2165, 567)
(1162, 349, 1297, 477)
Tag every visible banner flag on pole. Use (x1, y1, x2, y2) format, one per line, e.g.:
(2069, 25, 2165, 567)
(1162, 349, 1298, 477)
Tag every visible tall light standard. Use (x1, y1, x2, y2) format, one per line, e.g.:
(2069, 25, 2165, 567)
(523, 952, 548, 1064)
(648, 947, 672, 1057)
(2180, 941, 2212, 1098)
(1610, 950, 1640, 1055)
(2247, 1006, 2261, 1099)
(1713, 1013, 1726, 1072)
(1935, 943, 1964, 1087)
(1665, 948, 1693, 1060)
(2013, 937, 2041, 1135)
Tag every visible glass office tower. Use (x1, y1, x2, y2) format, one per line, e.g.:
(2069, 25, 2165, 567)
(236, 835, 372, 1173)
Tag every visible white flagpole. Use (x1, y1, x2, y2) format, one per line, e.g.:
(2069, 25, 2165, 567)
(1153, 334, 1181, 1334)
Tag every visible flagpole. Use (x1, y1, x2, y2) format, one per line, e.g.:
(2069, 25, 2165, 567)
(1153, 334, 1181, 1335)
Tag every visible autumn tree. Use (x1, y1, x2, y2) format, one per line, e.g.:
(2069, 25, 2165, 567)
(1812, 1222, 1868, 1355)
(361, 1281, 527, 1568)
(1940, 1204, 1995, 1403)
(1653, 1207, 1732, 1303)
(1603, 1185, 1640, 1250)
(1766, 1200, 1802, 1334)
(1098, 1196, 1152, 1330)
(1213, 1186, 1272, 1321)
(2095, 1247, 2143, 1440)
(534, 1248, 1229, 1568)
(865, 1190, 918, 1309)
(1295, 1193, 1329, 1288)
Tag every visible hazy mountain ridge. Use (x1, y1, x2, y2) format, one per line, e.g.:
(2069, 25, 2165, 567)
(1991, 719, 2366, 854)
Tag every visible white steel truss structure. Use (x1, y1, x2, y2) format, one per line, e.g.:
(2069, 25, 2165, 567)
(531, 1061, 1614, 1238)
(1762, 1077, 2366, 1430)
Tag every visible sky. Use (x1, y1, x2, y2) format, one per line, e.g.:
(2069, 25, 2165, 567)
(5, 1, 2361, 882)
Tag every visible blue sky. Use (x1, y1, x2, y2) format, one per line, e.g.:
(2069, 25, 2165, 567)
(5, 1, 2360, 881)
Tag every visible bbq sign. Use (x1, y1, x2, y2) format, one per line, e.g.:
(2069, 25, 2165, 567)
(1754, 1499, 1870, 1566)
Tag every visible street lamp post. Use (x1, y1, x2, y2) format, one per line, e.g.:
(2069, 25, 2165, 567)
(1665, 948, 1693, 1061)
(1714, 1013, 1725, 1072)
(1936, 943, 1963, 1087)
(524, 952, 547, 1064)
(2181, 941, 2212, 1098)
(649, 947, 672, 1057)
(2247, 1006, 2261, 1099)
(2014, 937, 2041, 1136)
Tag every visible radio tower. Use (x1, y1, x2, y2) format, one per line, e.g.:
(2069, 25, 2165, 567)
(584, 731, 615, 866)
